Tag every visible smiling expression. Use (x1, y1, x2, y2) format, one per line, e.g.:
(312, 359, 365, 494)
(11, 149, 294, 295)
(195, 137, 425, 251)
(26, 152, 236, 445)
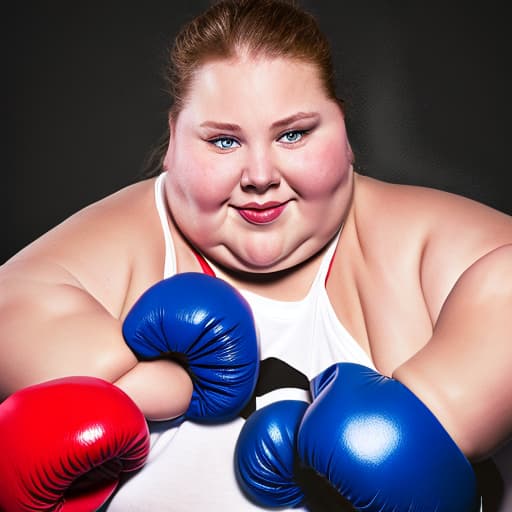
(163, 56, 354, 274)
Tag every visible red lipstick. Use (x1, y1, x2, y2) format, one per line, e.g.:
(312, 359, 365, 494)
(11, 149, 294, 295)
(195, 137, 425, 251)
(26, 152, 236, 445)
(237, 202, 287, 225)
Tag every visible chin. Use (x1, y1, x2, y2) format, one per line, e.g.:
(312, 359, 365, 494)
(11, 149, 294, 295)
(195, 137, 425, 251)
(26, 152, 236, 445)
(237, 258, 284, 274)
(238, 246, 287, 269)
(237, 250, 308, 276)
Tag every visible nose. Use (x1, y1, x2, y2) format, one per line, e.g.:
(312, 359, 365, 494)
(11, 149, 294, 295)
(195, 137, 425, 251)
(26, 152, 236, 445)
(240, 148, 281, 193)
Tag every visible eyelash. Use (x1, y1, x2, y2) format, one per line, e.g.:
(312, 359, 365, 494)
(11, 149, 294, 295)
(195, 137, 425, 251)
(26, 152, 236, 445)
(209, 129, 309, 150)
(278, 129, 309, 144)
(210, 137, 240, 150)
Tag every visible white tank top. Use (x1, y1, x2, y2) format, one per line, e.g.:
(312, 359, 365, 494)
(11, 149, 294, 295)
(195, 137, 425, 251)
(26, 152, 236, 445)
(155, 172, 375, 382)
(106, 173, 506, 511)
(106, 173, 374, 511)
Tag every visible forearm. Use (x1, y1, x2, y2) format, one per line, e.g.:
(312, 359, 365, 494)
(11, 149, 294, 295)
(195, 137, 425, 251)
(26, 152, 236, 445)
(0, 283, 137, 398)
(393, 244, 512, 460)
(0, 296, 193, 422)
(114, 360, 193, 421)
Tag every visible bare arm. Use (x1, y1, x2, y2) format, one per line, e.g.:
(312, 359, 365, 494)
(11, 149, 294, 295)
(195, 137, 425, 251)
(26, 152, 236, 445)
(0, 260, 193, 419)
(0, 260, 137, 396)
(0, 181, 193, 418)
(393, 243, 512, 460)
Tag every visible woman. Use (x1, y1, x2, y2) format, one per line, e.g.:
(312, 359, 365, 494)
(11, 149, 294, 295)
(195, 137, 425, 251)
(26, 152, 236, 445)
(1, 0, 510, 510)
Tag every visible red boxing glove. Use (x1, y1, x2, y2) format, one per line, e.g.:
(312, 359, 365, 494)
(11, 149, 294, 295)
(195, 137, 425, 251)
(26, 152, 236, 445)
(0, 376, 150, 512)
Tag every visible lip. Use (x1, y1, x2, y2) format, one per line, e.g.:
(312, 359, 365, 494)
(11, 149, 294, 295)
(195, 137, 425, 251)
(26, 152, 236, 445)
(236, 201, 287, 225)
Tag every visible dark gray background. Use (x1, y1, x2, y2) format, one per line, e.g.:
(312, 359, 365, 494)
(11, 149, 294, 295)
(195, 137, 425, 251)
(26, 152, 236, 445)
(4, 1, 510, 263)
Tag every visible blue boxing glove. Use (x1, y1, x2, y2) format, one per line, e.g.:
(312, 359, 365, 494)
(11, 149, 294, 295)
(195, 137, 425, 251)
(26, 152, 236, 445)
(235, 400, 308, 508)
(297, 363, 479, 512)
(122, 272, 259, 422)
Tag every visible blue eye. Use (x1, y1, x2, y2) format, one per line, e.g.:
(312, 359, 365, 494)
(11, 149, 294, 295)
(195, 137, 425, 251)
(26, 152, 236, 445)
(211, 137, 240, 150)
(279, 130, 306, 144)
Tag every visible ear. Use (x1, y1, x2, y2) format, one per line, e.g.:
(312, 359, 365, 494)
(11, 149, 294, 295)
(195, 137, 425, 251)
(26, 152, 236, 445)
(336, 105, 355, 165)
(162, 114, 176, 171)
(347, 140, 355, 165)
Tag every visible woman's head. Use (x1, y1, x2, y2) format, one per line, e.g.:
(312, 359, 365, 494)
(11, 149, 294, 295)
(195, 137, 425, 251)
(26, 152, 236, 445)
(157, 1, 354, 276)
(142, 0, 343, 178)
(167, 0, 341, 120)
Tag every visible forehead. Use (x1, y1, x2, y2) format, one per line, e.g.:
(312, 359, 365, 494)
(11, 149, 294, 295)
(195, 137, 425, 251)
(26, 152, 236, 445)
(181, 57, 330, 121)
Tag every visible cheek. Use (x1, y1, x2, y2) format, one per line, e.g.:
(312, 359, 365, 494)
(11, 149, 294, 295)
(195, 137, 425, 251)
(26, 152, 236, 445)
(291, 139, 352, 198)
(169, 148, 239, 212)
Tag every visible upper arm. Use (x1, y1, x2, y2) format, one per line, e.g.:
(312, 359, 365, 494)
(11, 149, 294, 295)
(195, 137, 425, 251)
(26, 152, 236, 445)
(393, 194, 512, 459)
(0, 186, 154, 397)
(419, 192, 512, 324)
(0, 260, 137, 398)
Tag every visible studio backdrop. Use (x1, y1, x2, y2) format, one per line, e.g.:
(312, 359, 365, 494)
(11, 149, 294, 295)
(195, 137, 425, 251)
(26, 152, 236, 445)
(4, 1, 510, 263)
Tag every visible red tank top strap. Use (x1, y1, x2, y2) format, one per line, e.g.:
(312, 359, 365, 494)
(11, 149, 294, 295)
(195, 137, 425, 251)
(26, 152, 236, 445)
(193, 250, 216, 277)
(324, 243, 339, 287)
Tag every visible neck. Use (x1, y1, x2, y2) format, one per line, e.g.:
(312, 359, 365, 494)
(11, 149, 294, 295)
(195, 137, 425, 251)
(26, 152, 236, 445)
(205, 232, 340, 301)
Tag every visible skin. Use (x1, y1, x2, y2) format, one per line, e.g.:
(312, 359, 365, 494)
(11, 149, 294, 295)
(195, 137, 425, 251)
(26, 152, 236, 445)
(163, 57, 353, 278)
(0, 55, 511, 460)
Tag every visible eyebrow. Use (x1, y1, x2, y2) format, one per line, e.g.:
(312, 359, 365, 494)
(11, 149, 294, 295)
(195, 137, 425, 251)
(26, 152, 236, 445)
(271, 112, 319, 130)
(199, 112, 319, 132)
(200, 121, 242, 132)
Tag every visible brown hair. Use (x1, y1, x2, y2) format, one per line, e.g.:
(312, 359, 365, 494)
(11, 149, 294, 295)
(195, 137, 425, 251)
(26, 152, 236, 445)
(142, 0, 341, 177)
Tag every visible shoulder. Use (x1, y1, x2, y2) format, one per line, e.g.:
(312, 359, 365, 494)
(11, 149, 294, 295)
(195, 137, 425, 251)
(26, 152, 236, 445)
(353, 173, 512, 321)
(21, 177, 159, 256)
(2, 177, 164, 315)
(355, 173, 511, 239)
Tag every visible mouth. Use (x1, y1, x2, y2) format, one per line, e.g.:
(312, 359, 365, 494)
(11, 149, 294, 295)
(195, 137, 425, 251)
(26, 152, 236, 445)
(236, 201, 288, 225)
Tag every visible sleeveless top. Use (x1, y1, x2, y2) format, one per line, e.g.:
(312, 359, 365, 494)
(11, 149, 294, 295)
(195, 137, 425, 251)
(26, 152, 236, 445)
(106, 172, 374, 511)
(105, 173, 507, 511)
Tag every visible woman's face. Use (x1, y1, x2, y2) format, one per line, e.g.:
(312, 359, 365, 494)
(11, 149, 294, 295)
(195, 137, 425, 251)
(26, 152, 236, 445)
(163, 56, 353, 274)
